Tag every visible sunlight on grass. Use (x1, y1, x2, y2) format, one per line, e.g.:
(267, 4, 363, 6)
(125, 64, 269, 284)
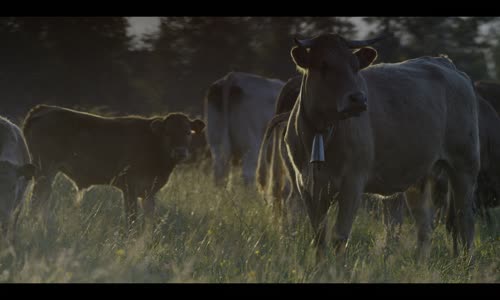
(0, 160, 498, 282)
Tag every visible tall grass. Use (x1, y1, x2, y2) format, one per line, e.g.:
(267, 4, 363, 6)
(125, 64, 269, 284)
(1, 160, 498, 282)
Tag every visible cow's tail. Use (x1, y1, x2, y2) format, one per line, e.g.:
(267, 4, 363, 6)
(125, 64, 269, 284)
(255, 112, 291, 196)
(262, 112, 291, 145)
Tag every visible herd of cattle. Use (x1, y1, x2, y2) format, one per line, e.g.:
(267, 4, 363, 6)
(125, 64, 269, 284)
(1, 33, 499, 263)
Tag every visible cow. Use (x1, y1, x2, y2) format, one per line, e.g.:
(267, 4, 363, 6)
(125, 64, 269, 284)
(282, 33, 480, 263)
(473, 80, 500, 220)
(185, 127, 211, 165)
(0, 116, 35, 243)
(471, 81, 500, 218)
(23, 105, 205, 231)
(205, 72, 284, 186)
(258, 76, 406, 241)
(475, 80, 500, 114)
(430, 94, 500, 230)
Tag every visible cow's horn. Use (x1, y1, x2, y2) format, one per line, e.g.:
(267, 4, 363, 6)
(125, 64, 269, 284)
(345, 33, 390, 49)
(294, 37, 314, 48)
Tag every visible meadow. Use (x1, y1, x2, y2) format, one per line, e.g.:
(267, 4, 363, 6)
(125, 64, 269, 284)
(1, 159, 498, 283)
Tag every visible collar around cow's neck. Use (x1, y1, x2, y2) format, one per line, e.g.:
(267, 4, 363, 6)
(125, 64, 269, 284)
(299, 95, 336, 164)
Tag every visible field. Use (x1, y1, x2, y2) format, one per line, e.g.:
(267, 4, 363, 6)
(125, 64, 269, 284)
(1, 160, 498, 283)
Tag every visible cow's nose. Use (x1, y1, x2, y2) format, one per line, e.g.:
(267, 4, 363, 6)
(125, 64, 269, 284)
(349, 92, 367, 106)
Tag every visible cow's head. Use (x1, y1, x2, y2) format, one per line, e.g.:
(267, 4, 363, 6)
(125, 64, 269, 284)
(0, 160, 35, 218)
(291, 33, 385, 131)
(151, 113, 206, 163)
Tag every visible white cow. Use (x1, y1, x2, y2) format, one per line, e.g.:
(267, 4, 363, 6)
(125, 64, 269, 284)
(0, 116, 35, 242)
(205, 72, 284, 186)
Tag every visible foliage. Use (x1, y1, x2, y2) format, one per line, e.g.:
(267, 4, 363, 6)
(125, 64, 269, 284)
(364, 17, 496, 80)
(1, 17, 499, 122)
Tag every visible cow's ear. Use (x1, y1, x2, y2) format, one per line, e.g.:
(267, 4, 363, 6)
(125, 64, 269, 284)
(291, 46, 309, 69)
(17, 163, 36, 178)
(355, 47, 377, 70)
(150, 118, 165, 135)
(190, 119, 205, 134)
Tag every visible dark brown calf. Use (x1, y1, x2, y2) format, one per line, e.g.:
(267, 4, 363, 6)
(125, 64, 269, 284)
(23, 105, 205, 230)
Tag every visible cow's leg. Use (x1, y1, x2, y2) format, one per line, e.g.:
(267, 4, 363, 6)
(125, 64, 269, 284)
(445, 196, 458, 256)
(0, 218, 6, 242)
(213, 153, 230, 187)
(142, 191, 157, 236)
(269, 134, 286, 227)
(30, 168, 58, 228)
(285, 189, 304, 232)
(0, 205, 23, 254)
(405, 183, 433, 262)
(211, 139, 232, 187)
(241, 149, 258, 186)
(6, 202, 23, 247)
(332, 176, 364, 265)
(302, 188, 330, 262)
(122, 184, 138, 234)
(281, 143, 303, 231)
(432, 172, 449, 227)
(448, 171, 476, 258)
(272, 191, 284, 229)
(31, 169, 56, 210)
(382, 193, 405, 245)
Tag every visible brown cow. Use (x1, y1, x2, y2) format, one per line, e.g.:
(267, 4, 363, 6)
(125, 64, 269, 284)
(284, 33, 479, 263)
(258, 75, 406, 240)
(23, 105, 205, 230)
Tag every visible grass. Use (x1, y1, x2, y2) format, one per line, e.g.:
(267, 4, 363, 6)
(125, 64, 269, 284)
(1, 160, 498, 283)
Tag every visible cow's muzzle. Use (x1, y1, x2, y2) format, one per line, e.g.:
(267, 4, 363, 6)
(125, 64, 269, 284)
(338, 93, 367, 119)
(171, 147, 190, 162)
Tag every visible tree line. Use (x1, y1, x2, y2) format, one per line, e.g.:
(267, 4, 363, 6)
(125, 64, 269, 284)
(0, 17, 498, 123)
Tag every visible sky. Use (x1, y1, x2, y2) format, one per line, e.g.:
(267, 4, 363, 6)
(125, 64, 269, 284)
(127, 17, 373, 40)
(128, 17, 161, 37)
(128, 17, 496, 40)
(126, 17, 497, 77)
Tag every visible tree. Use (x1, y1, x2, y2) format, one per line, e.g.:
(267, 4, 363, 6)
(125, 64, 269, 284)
(141, 17, 357, 115)
(363, 17, 495, 81)
(0, 17, 134, 120)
